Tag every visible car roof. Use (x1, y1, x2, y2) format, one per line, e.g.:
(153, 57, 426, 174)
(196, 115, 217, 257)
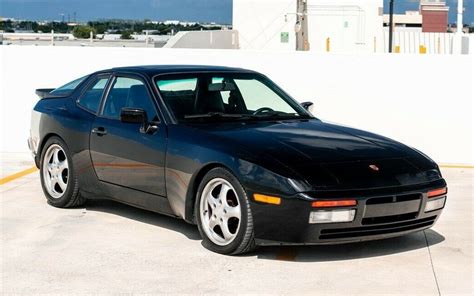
(96, 65, 258, 76)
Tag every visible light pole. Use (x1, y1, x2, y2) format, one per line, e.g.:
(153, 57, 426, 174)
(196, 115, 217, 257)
(388, 0, 394, 53)
(457, 0, 464, 33)
(296, 0, 309, 51)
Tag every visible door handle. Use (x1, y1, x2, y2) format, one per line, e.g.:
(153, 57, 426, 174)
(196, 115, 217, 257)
(92, 127, 107, 136)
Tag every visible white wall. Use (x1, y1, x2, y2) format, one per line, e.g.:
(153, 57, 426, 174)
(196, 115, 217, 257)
(233, 0, 297, 51)
(233, 0, 383, 53)
(0, 46, 472, 165)
(306, 0, 384, 53)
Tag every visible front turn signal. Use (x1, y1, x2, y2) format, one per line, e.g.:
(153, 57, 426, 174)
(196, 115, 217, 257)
(254, 194, 281, 205)
(312, 199, 357, 208)
(427, 187, 447, 198)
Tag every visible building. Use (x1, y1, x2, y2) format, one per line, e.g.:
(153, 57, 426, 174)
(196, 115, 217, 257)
(383, 11, 422, 32)
(382, 1, 449, 33)
(233, 0, 384, 53)
(420, 0, 449, 32)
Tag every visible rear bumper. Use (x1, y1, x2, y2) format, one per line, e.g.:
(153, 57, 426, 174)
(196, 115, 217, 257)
(27, 138, 40, 168)
(251, 182, 446, 246)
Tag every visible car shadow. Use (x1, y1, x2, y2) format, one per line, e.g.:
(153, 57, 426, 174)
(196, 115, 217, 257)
(83, 199, 445, 262)
(84, 199, 201, 240)
(252, 229, 445, 262)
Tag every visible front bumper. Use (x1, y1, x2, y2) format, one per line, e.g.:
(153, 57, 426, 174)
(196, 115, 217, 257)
(251, 182, 446, 246)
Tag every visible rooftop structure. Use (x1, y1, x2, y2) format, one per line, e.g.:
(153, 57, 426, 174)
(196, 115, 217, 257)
(420, 0, 449, 32)
(383, 11, 422, 29)
(233, 0, 384, 53)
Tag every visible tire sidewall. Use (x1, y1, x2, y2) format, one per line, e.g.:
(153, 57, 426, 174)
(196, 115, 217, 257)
(195, 167, 252, 255)
(39, 136, 76, 207)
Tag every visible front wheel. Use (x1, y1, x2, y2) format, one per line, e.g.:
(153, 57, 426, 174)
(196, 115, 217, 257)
(39, 136, 86, 208)
(195, 167, 255, 255)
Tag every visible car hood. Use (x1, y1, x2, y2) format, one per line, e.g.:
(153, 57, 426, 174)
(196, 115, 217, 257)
(191, 119, 441, 190)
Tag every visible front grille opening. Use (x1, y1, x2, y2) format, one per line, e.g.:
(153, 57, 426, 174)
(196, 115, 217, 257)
(366, 193, 421, 205)
(396, 193, 421, 202)
(362, 212, 418, 225)
(366, 196, 393, 205)
(319, 216, 437, 240)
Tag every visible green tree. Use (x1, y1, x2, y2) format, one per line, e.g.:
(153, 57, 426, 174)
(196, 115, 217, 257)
(72, 25, 96, 39)
(120, 30, 133, 40)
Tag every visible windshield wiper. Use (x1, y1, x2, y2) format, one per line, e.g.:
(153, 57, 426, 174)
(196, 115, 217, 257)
(184, 112, 252, 120)
(254, 111, 308, 119)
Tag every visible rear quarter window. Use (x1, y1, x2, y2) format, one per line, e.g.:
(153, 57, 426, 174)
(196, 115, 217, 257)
(77, 78, 109, 113)
(50, 75, 88, 96)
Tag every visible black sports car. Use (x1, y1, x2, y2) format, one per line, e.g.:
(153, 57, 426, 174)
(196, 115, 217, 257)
(29, 65, 447, 254)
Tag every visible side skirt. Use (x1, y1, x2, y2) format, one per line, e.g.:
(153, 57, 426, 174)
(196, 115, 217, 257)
(81, 181, 177, 218)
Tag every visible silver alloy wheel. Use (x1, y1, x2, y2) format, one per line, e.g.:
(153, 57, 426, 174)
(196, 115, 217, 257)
(42, 144, 69, 199)
(199, 178, 242, 246)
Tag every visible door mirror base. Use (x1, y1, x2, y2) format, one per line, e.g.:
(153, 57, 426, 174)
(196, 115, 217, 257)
(140, 122, 159, 134)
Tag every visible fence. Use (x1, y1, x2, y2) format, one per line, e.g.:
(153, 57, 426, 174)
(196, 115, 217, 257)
(381, 30, 473, 54)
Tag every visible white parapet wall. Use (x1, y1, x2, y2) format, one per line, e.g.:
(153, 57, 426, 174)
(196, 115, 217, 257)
(0, 46, 472, 165)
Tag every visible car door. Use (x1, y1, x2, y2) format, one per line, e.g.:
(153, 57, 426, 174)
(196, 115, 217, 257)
(89, 73, 166, 196)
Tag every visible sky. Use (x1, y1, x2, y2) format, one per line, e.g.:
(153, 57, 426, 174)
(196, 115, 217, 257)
(0, 0, 472, 25)
(0, 0, 233, 23)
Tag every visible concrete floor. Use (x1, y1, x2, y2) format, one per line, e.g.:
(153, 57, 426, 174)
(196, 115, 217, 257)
(1, 153, 472, 295)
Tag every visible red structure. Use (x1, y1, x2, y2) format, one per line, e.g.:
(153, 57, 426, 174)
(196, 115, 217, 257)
(420, 1, 449, 32)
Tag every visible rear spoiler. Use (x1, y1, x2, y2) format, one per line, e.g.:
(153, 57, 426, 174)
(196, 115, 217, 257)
(35, 88, 69, 99)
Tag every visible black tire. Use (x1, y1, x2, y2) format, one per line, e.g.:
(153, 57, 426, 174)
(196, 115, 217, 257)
(195, 167, 256, 255)
(39, 136, 86, 208)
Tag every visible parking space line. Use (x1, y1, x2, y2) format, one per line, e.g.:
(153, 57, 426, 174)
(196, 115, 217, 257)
(423, 230, 441, 296)
(0, 166, 38, 185)
(439, 164, 474, 169)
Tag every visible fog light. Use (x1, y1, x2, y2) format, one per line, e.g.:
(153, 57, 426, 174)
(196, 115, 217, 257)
(309, 209, 356, 224)
(425, 197, 446, 212)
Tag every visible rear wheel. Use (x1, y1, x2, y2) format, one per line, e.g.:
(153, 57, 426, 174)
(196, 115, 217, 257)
(40, 137, 86, 208)
(195, 167, 255, 255)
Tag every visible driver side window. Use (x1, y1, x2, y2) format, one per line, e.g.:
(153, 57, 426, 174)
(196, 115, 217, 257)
(102, 77, 158, 121)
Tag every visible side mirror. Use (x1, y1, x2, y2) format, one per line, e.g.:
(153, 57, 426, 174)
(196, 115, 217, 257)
(120, 107, 147, 124)
(120, 107, 158, 134)
(300, 101, 314, 113)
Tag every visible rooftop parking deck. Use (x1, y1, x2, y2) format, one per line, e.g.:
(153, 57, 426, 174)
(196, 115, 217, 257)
(1, 153, 472, 294)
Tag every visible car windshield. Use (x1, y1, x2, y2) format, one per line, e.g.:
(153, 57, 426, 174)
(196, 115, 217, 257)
(50, 75, 89, 95)
(155, 73, 309, 122)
